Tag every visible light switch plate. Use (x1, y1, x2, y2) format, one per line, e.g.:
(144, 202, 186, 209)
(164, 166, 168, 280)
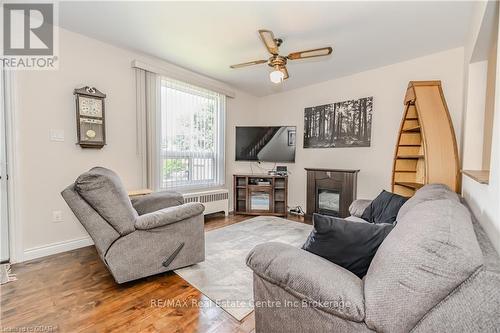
(52, 210, 63, 223)
(50, 129, 65, 142)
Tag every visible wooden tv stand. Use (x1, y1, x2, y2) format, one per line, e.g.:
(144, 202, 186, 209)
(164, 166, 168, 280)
(233, 174, 288, 216)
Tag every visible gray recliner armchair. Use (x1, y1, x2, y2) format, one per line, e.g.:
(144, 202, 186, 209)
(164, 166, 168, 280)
(61, 167, 205, 283)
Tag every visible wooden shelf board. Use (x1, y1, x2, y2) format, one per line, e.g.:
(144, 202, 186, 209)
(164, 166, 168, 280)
(395, 182, 425, 189)
(397, 155, 424, 159)
(128, 189, 153, 197)
(462, 170, 490, 185)
(402, 125, 421, 132)
(394, 170, 417, 173)
(235, 174, 287, 178)
(398, 144, 421, 147)
(405, 117, 419, 120)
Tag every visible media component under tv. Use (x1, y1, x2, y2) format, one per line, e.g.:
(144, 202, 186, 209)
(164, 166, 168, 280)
(235, 126, 296, 162)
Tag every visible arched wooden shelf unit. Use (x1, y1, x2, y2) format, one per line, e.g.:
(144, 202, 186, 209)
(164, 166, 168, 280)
(392, 81, 460, 197)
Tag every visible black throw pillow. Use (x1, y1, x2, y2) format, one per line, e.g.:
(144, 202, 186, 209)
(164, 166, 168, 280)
(361, 190, 408, 224)
(302, 213, 394, 278)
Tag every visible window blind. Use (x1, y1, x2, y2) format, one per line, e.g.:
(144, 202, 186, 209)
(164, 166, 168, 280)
(159, 78, 225, 190)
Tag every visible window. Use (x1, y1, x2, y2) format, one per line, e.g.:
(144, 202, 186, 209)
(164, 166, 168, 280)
(159, 78, 225, 190)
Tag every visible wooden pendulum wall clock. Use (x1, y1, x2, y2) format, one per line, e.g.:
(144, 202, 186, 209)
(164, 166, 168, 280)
(74, 86, 106, 148)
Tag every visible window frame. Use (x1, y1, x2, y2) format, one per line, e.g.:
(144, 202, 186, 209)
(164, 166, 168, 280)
(158, 78, 225, 192)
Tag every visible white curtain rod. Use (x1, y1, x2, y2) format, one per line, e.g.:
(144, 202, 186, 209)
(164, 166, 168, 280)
(131, 60, 236, 98)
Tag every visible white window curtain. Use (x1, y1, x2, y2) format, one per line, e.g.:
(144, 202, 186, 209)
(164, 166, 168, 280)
(136, 69, 225, 191)
(159, 78, 225, 191)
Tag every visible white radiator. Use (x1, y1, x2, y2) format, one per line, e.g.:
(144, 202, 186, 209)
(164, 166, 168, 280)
(183, 189, 229, 216)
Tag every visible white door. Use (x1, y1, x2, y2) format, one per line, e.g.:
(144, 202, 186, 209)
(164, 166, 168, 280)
(0, 69, 9, 263)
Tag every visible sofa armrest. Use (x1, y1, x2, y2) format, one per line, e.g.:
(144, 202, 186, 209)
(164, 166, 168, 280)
(349, 199, 372, 218)
(135, 202, 204, 230)
(246, 242, 365, 322)
(131, 191, 184, 215)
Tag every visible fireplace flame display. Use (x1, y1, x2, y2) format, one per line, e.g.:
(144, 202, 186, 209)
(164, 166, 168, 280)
(317, 188, 340, 216)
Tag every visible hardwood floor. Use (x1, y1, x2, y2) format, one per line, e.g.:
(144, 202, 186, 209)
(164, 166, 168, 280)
(0, 213, 306, 333)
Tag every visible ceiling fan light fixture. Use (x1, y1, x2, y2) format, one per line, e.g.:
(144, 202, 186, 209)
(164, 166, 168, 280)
(230, 29, 333, 84)
(269, 68, 284, 84)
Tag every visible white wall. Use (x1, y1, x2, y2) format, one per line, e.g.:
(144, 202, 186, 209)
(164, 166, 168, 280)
(12, 28, 255, 262)
(461, 1, 500, 255)
(227, 48, 465, 210)
(463, 60, 488, 170)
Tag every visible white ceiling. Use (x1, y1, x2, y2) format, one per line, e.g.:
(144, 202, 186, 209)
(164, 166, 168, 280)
(59, 1, 475, 96)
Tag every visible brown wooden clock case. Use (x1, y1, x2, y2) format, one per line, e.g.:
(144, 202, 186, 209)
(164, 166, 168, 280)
(74, 86, 106, 149)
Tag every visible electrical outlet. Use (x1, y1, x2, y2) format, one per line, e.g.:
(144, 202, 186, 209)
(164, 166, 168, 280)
(52, 210, 63, 223)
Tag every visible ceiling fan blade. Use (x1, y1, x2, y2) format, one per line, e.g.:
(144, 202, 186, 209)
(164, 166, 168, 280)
(287, 47, 333, 60)
(230, 60, 267, 69)
(258, 29, 279, 55)
(280, 66, 289, 80)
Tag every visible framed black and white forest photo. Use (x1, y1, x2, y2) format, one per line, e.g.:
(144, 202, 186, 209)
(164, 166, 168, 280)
(303, 97, 373, 148)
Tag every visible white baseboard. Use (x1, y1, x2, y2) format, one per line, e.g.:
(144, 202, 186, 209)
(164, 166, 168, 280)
(23, 236, 94, 262)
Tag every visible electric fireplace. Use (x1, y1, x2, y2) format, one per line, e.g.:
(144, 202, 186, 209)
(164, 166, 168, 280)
(305, 168, 359, 219)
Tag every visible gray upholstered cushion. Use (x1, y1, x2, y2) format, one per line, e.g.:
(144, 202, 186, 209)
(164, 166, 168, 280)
(75, 167, 137, 235)
(364, 199, 483, 332)
(135, 202, 204, 230)
(345, 216, 369, 223)
(247, 242, 365, 322)
(61, 185, 120, 259)
(411, 269, 500, 333)
(253, 274, 375, 333)
(349, 199, 372, 218)
(131, 191, 184, 215)
(397, 183, 459, 220)
(105, 214, 205, 283)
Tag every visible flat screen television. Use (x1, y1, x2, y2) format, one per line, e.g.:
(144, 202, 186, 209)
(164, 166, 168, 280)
(235, 126, 296, 162)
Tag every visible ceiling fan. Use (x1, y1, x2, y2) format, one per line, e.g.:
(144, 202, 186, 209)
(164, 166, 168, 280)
(230, 29, 333, 84)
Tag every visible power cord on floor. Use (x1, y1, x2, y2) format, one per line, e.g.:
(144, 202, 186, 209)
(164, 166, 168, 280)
(288, 206, 305, 216)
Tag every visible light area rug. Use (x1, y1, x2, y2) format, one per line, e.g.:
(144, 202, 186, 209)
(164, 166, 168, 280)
(0, 264, 17, 285)
(174, 216, 312, 321)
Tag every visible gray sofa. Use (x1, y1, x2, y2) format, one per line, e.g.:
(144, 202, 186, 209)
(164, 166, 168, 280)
(62, 167, 205, 283)
(247, 184, 500, 332)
